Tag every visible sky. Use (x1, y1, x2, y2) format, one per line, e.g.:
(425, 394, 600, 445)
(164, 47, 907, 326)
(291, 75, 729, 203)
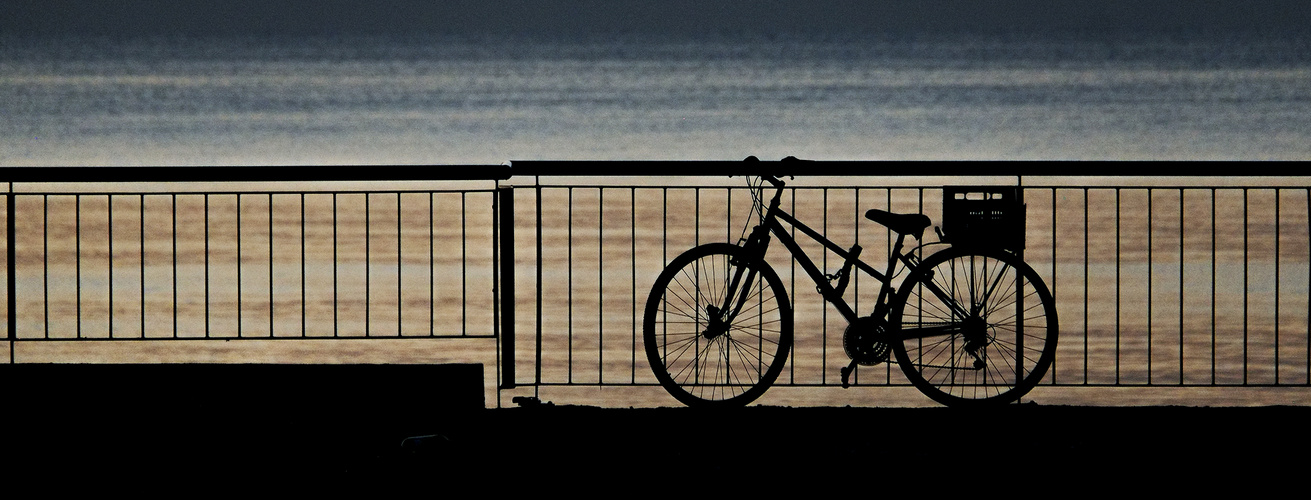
(5, 0, 1309, 39)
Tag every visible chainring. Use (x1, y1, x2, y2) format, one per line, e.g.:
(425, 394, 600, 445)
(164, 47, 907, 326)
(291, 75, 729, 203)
(843, 316, 890, 366)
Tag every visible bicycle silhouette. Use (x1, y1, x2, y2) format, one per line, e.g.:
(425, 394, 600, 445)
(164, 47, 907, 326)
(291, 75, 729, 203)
(643, 170, 1058, 407)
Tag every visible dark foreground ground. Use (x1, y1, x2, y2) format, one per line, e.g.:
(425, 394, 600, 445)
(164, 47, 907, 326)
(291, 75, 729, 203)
(4, 364, 1308, 488)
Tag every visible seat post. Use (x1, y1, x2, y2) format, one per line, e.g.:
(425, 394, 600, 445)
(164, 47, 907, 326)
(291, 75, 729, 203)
(872, 233, 908, 311)
(887, 233, 908, 273)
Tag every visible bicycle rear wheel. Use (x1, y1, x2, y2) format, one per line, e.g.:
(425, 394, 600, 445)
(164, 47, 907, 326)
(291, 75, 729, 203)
(890, 247, 1058, 406)
(643, 243, 792, 407)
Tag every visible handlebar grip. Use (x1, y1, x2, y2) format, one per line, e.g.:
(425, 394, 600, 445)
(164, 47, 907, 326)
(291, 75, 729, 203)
(740, 157, 789, 188)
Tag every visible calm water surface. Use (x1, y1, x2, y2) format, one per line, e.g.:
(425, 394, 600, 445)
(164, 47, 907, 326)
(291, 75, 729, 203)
(3, 32, 1309, 165)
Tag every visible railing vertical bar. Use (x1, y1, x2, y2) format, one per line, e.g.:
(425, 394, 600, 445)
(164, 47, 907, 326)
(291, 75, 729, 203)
(1114, 188, 1120, 384)
(332, 193, 338, 338)
(6, 185, 15, 350)
(1244, 188, 1249, 384)
(598, 188, 604, 385)
(1050, 187, 1057, 383)
(1211, 188, 1217, 385)
(793, 190, 799, 382)
(74, 194, 81, 338)
(537, 185, 544, 388)
(238, 194, 245, 338)
(737, 186, 746, 386)
(44, 194, 50, 339)
(140, 195, 146, 338)
(1148, 189, 1153, 383)
(172, 194, 177, 339)
(1179, 189, 1185, 385)
(269, 193, 275, 337)
(822, 187, 828, 382)
(568, 188, 574, 383)
(919, 188, 928, 388)
(462, 193, 467, 336)
(631, 187, 637, 384)
(204, 194, 210, 338)
(726, 188, 732, 244)
(1307, 188, 1310, 386)
(694, 188, 700, 386)
(397, 193, 403, 337)
(365, 193, 371, 337)
(660, 187, 667, 385)
(429, 192, 435, 337)
(885, 188, 891, 381)
(469, 190, 474, 334)
(1275, 189, 1281, 384)
(1016, 185, 1027, 393)
(695, 187, 700, 248)
(301, 193, 306, 338)
(1083, 188, 1089, 384)
(109, 195, 114, 338)
(853, 188, 860, 386)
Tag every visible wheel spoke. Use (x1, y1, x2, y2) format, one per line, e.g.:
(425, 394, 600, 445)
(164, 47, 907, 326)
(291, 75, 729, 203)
(644, 245, 791, 407)
(893, 249, 1057, 406)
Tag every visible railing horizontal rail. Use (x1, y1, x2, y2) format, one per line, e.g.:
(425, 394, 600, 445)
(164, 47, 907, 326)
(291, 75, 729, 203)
(0, 165, 511, 183)
(508, 160, 1306, 178)
(2, 161, 1302, 181)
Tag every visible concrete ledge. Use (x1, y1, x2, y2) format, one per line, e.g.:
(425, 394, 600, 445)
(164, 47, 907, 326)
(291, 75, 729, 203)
(1, 363, 483, 474)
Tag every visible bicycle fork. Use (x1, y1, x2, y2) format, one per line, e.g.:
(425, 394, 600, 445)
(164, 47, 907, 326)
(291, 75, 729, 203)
(702, 267, 757, 341)
(703, 231, 769, 340)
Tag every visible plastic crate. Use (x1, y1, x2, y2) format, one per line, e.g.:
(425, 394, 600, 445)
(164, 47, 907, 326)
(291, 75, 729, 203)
(941, 186, 1025, 251)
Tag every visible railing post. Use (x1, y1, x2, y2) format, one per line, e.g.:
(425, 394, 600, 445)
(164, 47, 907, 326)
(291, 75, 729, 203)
(498, 186, 515, 389)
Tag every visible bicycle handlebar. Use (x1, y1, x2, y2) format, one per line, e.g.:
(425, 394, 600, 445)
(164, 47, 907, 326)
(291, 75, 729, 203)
(741, 156, 795, 189)
(739, 157, 794, 212)
(760, 175, 786, 188)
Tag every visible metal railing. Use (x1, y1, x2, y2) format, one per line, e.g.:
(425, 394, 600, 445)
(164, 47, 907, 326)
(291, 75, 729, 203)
(5, 162, 1309, 407)
(502, 162, 1311, 406)
(2, 167, 510, 378)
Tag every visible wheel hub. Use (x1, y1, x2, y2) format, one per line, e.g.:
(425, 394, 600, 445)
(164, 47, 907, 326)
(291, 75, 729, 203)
(962, 316, 992, 368)
(703, 305, 728, 340)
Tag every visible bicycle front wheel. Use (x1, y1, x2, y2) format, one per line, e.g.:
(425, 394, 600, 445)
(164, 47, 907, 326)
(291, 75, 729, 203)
(643, 243, 792, 407)
(890, 248, 1058, 407)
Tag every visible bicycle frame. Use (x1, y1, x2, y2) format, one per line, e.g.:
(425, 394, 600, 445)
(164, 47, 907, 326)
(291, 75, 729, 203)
(714, 178, 909, 327)
(756, 204, 895, 324)
(715, 177, 973, 342)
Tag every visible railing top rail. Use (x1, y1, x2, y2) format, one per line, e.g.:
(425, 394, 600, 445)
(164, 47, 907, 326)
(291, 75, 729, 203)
(507, 160, 1301, 177)
(1, 161, 1301, 183)
(0, 165, 511, 183)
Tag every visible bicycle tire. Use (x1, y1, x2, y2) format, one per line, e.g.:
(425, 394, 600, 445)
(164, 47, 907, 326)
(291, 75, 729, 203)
(889, 247, 1058, 406)
(643, 243, 792, 407)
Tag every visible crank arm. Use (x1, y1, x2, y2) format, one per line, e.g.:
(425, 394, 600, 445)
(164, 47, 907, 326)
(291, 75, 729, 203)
(840, 360, 858, 388)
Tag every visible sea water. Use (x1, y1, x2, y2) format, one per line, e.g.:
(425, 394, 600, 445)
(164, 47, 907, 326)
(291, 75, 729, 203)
(2, 31, 1309, 166)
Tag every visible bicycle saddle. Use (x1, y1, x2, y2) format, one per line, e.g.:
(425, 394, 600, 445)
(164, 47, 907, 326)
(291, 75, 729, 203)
(865, 209, 931, 240)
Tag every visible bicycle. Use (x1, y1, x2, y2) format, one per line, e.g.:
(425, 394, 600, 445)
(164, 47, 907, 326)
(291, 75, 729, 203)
(642, 170, 1058, 407)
